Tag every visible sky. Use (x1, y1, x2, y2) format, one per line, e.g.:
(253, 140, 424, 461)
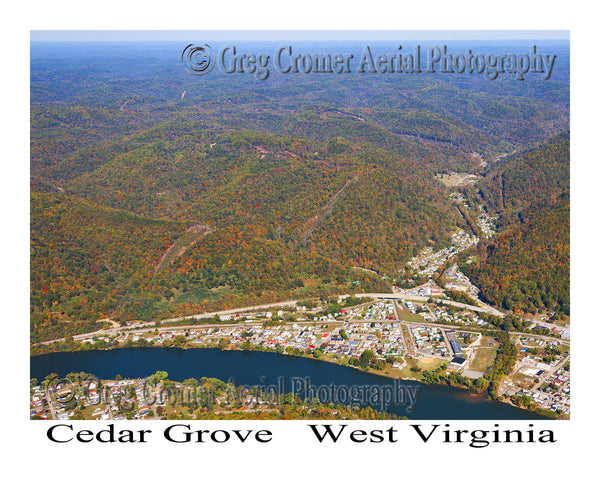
(30, 30, 570, 42)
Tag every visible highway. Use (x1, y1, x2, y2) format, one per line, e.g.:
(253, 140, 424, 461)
(34, 294, 567, 348)
(344, 292, 506, 317)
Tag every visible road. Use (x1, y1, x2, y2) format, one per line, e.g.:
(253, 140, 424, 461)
(165, 300, 299, 324)
(401, 319, 569, 346)
(34, 294, 567, 348)
(346, 292, 506, 318)
(529, 354, 571, 393)
(36, 300, 301, 346)
(392, 300, 408, 352)
(438, 299, 506, 318)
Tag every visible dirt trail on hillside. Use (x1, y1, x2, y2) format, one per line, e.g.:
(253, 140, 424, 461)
(300, 175, 358, 242)
(155, 224, 212, 272)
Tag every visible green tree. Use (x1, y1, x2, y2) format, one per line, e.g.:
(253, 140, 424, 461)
(359, 350, 374, 369)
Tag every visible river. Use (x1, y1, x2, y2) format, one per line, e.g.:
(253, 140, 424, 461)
(30, 348, 544, 420)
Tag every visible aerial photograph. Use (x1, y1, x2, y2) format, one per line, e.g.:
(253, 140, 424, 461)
(29, 31, 570, 422)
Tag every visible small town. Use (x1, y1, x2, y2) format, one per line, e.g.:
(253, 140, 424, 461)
(406, 228, 478, 277)
(30, 202, 569, 421)
(31, 196, 569, 420)
(31, 282, 570, 420)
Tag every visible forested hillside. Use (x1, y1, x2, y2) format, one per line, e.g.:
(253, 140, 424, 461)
(30, 41, 570, 342)
(461, 132, 570, 316)
(475, 131, 569, 227)
(30, 192, 184, 342)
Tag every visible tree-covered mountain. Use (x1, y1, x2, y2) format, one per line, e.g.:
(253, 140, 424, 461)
(30, 191, 184, 342)
(30, 41, 570, 341)
(460, 132, 570, 316)
(475, 131, 569, 227)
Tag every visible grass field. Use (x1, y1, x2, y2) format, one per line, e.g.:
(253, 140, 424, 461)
(170, 285, 231, 304)
(509, 372, 538, 388)
(416, 357, 446, 370)
(302, 278, 321, 288)
(480, 335, 500, 347)
(555, 317, 571, 327)
(396, 308, 425, 322)
(401, 326, 414, 349)
(470, 347, 497, 372)
(436, 172, 481, 187)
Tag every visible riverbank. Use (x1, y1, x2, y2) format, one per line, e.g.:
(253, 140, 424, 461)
(30, 347, 546, 420)
(30, 339, 560, 419)
(32, 372, 404, 421)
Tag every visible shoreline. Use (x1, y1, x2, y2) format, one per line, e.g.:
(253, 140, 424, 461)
(30, 342, 562, 419)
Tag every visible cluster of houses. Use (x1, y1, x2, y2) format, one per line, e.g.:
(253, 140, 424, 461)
(30, 376, 171, 420)
(234, 324, 324, 352)
(498, 337, 570, 416)
(335, 321, 405, 358)
(190, 302, 403, 360)
(449, 191, 467, 204)
(476, 207, 498, 238)
(30, 385, 49, 419)
(410, 326, 449, 356)
(342, 301, 396, 322)
(432, 303, 489, 326)
(406, 229, 479, 277)
(443, 264, 481, 297)
(168, 302, 405, 361)
(538, 367, 570, 414)
(450, 191, 497, 240)
(404, 300, 488, 327)
(528, 322, 570, 340)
